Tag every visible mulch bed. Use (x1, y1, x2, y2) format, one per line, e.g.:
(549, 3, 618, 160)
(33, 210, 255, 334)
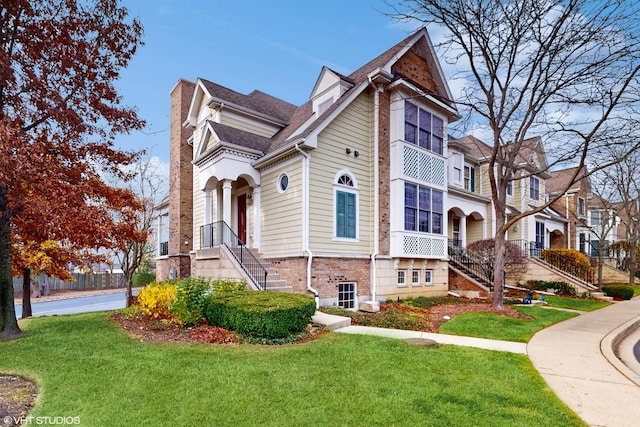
(0, 375, 38, 426)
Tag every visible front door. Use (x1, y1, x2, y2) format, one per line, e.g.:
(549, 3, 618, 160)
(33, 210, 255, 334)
(237, 194, 247, 244)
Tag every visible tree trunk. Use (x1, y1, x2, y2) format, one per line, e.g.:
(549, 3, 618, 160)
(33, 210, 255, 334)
(628, 237, 637, 286)
(597, 249, 604, 289)
(0, 186, 21, 336)
(21, 268, 32, 319)
(492, 230, 506, 309)
(126, 281, 132, 308)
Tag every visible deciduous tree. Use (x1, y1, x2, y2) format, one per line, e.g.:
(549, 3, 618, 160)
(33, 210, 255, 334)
(0, 0, 145, 337)
(389, 0, 640, 307)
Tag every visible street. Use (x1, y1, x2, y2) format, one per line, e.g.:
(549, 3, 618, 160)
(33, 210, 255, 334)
(14, 292, 128, 318)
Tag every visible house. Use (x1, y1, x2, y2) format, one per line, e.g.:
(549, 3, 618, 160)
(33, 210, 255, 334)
(156, 28, 461, 308)
(546, 166, 591, 252)
(450, 135, 566, 251)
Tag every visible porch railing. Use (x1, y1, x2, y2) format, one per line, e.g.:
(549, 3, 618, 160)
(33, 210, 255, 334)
(159, 241, 168, 256)
(200, 221, 268, 290)
(508, 239, 593, 286)
(448, 240, 494, 290)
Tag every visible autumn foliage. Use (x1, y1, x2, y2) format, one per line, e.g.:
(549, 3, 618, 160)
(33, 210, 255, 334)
(0, 0, 146, 336)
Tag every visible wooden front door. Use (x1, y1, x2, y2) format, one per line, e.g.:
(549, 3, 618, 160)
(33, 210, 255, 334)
(237, 194, 247, 244)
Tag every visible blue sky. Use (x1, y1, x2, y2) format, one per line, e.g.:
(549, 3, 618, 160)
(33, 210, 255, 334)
(114, 0, 419, 164)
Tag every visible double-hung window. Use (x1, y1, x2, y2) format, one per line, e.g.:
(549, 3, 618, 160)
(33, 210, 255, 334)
(530, 176, 540, 200)
(464, 165, 475, 192)
(404, 101, 444, 155)
(404, 182, 443, 234)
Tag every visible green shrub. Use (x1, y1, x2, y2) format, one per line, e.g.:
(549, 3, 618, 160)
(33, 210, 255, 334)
(171, 277, 214, 326)
(211, 278, 247, 295)
(204, 291, 316, 339)
(132, 271, 155, 287)
(527, 280, 577, 296)
(602, 285, 634, 300)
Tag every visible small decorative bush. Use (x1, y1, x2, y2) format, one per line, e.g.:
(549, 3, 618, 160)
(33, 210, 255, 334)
(527, 280, 577, 296)
(602, 285, 634, 300)
(132, 271, 155, 287)
(136, 281, 178, 319)
(171, 277, 214, 326)
(204, 291, 316, 339)
(540, 248, 591, 269)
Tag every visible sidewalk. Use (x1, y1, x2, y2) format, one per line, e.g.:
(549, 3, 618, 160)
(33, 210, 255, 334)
(528, 297, 640, 427)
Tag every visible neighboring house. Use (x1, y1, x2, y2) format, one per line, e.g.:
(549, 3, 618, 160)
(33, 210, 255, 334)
(586, 195, 624, 257)
(157, 28, 461, 308)
(546, 166, 591, 251)
(446, 136, 490, 249)
(451, 135, 566, 251)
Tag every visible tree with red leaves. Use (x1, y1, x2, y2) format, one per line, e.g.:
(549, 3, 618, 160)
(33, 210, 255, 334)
(0, 0, 145, 337)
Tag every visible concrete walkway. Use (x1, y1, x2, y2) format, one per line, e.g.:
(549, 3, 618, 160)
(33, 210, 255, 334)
(315, 298, 640, 427)
(528, 298, 640, 427)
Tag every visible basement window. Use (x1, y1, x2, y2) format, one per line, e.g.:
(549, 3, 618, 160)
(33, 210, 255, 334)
(338, 282, 356, 310)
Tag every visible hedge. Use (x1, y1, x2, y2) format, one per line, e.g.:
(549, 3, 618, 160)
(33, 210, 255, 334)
(602, 285, 634, 300)
(204, 291, 316, 339)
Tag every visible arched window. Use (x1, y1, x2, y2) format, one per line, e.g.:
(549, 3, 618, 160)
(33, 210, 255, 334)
(334, 170, 358, 240)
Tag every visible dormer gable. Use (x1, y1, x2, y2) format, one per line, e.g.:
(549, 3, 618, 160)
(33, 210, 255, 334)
(309, 66, 354, 116)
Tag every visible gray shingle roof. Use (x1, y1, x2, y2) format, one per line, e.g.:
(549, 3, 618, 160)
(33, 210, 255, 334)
(209, 121, 272, 153)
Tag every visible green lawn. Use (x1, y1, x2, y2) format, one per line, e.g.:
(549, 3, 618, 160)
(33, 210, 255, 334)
(543, 296, 610, 311)
(0, 312, 585, 427)
(439, 307, 578, 342)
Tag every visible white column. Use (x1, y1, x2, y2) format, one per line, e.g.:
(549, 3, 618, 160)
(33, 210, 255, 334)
(460, 214, 467, 248)
(252, 186, 261, 249)
(204, 189, 212, 225)
(222, 179, 232, 226)
(157, 215, 163, 256)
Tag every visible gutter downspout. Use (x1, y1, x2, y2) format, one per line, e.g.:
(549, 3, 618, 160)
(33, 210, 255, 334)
(368, 77, 382, 302)
(295, 143, 320, 308)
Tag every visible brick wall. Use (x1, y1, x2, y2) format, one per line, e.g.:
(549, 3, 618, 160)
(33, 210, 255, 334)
(167, 79, 195, 278)
(378, 90, 391, 255)
(267, 256, 371, 300)
(448, 269, 490, 298)
(391, 49, 438, 93)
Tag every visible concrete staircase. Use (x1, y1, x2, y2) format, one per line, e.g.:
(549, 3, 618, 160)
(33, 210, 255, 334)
(227, 246, 292, 292)
(590, 292, 614, 302)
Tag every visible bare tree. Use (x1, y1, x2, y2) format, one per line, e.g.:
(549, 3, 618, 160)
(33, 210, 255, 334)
(596, 148, 640, 285)
(388, 0, 640, 307)
(114, 154, 166, 307)
(583, 180, 620, 288)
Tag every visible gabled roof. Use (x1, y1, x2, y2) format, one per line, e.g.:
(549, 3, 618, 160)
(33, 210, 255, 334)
(259, 28, 458, 163)
(546, 166, 589, 195)
(454, 135, 551, 177)
(194, 79, 298, 125)
(208, 121, 272, 153)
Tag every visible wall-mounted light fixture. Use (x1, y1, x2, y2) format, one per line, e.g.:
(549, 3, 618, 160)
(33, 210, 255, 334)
(345, 147, 351, 154)
(354, 150, 360, 157)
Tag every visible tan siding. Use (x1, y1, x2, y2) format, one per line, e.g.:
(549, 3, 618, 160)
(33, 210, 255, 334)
(261, 161, 303, 255)
(308, 92, 373, 254)
(192, 170, 204, 250)
(220, 112, 280, 138)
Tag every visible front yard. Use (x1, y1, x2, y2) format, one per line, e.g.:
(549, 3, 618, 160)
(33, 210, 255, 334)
(0, 311, 586, 426)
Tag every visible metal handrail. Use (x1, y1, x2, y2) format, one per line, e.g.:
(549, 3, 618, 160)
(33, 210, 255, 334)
(448, 240, 494, 290)
(507, 239, 593, 286)
(200, 221, 268, 290)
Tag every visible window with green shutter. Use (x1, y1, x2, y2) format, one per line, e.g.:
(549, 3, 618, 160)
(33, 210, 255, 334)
(336, 190, 356, 238)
